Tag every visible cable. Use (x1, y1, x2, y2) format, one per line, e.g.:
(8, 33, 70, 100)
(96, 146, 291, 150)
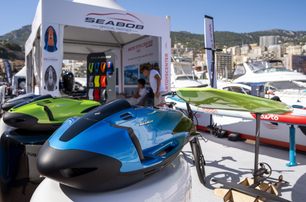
(193, 111, 199, 127)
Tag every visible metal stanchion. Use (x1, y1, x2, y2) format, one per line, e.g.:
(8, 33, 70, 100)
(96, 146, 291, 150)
(253, 113, 261, 184)
(287, 125, 297, 167)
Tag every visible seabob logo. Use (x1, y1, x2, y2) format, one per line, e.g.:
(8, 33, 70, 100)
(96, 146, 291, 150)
(85, 12, 144, 31)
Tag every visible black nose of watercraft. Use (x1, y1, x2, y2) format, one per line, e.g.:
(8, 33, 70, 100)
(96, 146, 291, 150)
(37, 141, 130, 191)
(3, 112, 37, 129)
(37, 142, 99, 179)
(1, 103, 14, 111)
(3, 112, 59, 131)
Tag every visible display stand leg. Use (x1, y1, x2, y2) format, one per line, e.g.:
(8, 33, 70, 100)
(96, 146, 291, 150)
(253, 113, 261, 184)
(287, 125, 297, 167)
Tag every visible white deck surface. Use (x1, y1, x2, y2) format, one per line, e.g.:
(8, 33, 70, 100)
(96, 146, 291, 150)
(3, 131, 306, 202)
(188, 132, 306, 202)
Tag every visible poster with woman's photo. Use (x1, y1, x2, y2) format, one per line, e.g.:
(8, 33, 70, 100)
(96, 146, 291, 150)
(44, 65, 58, 91)
(124, 65, 139, 85)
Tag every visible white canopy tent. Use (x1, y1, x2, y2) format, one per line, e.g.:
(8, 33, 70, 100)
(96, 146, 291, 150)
(25, 0, 171, 97)
(12, 66, 27, 94)
(73, 0, 125, 10)
(14, 66, 26, 78)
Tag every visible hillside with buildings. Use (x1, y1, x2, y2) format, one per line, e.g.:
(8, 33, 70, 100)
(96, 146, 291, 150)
(0, 41, 25, 76)
(0, 25, 306, 78)
(171, 29, 306, 50)
(1, 25, 305, 55)
(0, 26, 31, 74)
(172, 31, 306, 78)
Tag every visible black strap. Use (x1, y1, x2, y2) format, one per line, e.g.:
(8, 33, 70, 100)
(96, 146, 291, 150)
(36, 102, 55, 121)
(59, 99, 131, 142)
(112, 124, 144, 161)
(42, 105, 55, 121)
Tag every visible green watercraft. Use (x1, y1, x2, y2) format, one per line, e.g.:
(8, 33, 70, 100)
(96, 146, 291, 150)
(3, 97, 101, 131)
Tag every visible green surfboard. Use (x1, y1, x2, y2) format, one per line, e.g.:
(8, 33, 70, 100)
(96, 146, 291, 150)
(177, 88, 291, 114)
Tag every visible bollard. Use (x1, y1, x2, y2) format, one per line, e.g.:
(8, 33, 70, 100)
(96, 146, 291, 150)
(287, 125, 297, 167)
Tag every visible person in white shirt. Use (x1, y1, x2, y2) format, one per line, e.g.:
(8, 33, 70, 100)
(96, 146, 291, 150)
(0, 84, 7, 105)
(141, 65, 165, 106)
(125, 79, 148, 106)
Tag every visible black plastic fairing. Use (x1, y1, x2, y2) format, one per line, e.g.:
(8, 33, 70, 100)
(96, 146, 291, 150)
(37, 142, 144, 192)
(112, 124, 145, 161)
(11, 94, 52, 109)
(3, 112, 60, 131)
(59, 99, 131, 142)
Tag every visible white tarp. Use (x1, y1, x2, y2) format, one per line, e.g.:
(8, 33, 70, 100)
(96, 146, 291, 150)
(40, 23, 63, 96)
(123, 36, 159, 68)
(73, 0, 125, 10)
(14, 66, 26, 78)
(41, 0, 168, 38)
(25, 0, 171, 96)
(122, 36, 160, 92)
(12, 66, 27, 94)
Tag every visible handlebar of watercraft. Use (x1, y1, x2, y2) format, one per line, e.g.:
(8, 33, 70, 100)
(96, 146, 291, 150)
(162, 92, 177, 97)
(13, 94, 53, 109)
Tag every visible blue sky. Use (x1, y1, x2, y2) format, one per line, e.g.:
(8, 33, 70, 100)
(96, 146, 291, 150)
(0, 0, 306, 35)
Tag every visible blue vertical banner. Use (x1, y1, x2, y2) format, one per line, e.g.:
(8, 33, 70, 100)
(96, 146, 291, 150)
(3, 59, 12, 85)
(204, 15, 217, 88)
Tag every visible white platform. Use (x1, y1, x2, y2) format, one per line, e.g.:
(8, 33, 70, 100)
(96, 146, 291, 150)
(31, 155, 191, 202)
(30, 132, 306, 202)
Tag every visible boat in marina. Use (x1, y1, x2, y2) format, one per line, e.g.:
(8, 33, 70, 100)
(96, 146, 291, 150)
(264, 80, 306, 108)
(233, 60, 306, 83)
(217, 81, 252, 94)
(171, 59, 206, 90)
(166, 88, 306, 152)
(233, 60, 306, 108)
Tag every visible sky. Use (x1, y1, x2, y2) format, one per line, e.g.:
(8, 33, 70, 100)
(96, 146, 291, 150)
(0, 0, 306, 35)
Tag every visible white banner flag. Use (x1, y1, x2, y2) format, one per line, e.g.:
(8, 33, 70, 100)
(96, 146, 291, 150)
(204, 16, 217, 88)
(40, 23, 63, 96)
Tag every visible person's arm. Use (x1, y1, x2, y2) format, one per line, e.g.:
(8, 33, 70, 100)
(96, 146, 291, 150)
(154, 74, 162, 97)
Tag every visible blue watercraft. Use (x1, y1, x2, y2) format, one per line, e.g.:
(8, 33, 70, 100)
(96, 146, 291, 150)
(37, 99, 193, 191)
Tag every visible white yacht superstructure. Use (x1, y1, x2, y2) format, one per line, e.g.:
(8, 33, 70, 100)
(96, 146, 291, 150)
(171, 60, 204, 90)
(233, 61, 306, 108)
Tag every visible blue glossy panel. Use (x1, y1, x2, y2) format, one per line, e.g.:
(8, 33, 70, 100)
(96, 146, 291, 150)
(49, 118, 142, 172)
(105, 107, 185, 150)
(48, 106, 189, 173)
(141, 132, 187, 169)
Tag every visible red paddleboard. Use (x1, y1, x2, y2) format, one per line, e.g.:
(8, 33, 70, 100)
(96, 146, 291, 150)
(251, 108, 306, 125)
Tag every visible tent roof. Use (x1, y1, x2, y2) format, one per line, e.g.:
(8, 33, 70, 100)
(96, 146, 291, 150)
(64, 26, 143, 46)
(14, 66, 26, 78)
(72, 0, 125, 10)
(26, 0, 170, 55)
(63, 25, 146, 60)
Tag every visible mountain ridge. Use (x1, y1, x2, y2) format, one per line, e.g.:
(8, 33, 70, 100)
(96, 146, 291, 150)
(0, 25, 305, 59)
(0, 25, 31, 47)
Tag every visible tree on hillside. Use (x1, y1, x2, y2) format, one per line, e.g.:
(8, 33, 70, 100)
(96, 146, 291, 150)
(4, 43, 22, 52)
